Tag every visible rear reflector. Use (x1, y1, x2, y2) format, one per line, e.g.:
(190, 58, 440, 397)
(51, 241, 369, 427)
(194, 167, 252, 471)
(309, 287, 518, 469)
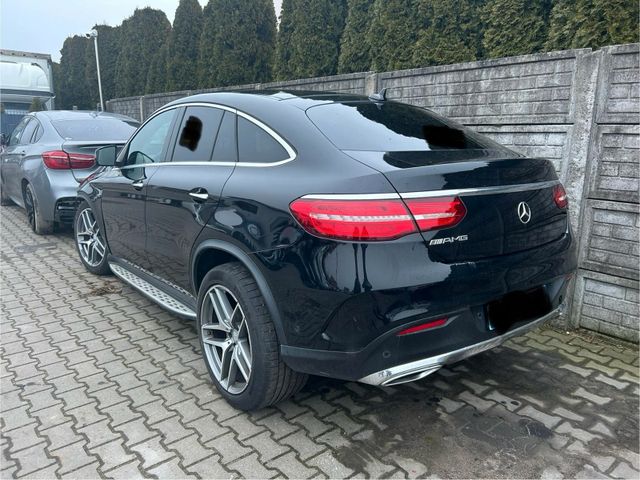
(290, 196, 466, 241)
(397, 318, 447, 336)
(553, 184, 568, 209)
(42, 150, 95, 170)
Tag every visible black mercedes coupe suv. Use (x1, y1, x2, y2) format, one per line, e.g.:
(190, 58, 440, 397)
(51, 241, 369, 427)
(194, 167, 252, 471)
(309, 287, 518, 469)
(74, 91, 577, 410)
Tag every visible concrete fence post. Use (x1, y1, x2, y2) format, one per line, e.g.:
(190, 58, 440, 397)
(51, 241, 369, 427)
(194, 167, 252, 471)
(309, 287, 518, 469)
(364, 73, 379, 96)
(139, 95, 146, 121)
(561, 50, 602, 329)
(563, 50, 602, 237)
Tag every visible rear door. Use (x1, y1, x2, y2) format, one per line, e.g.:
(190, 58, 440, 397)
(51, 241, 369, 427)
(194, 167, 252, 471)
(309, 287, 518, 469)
(99, 108, 178, 269)
(2, 116, 32, 201)
(145, 106, 237, 291)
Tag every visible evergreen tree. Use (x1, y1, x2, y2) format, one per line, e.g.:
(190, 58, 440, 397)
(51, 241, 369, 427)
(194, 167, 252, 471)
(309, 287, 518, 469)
(366, 0, 421, 71)
(289, 0, 347, 78)
(198, 0, 276, 88)
(482, 0, 552, 58)
(51, 62, 61, 108)
(604, 0, 639, 45)
(274, 0, 346, 80)
(338, 0, 374, 73)
(84, 25, 121, 106)
(274, 0, 296, 79)
(58, 35, 92, 109)
(545, 0, 575, 50)
(29, 98, 45, 112)
(412, 0, 482, 67)
(547, 0, 639, 50)
(146, 44, 169, 94)
(571, 0, 611, 48)
(115, 8, 171, 97)
(166, 0, 203, 91)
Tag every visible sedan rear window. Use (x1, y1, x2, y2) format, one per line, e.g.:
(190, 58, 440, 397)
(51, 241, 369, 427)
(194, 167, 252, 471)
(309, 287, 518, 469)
(307, 102, 511, 153)
(52, 118, 138, 141)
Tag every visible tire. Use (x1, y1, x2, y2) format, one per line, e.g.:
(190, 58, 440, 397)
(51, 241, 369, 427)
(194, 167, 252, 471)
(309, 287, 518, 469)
(24, 183, 53, 234)
(74, 201, 111, 275)
(197, 263, 307, 410)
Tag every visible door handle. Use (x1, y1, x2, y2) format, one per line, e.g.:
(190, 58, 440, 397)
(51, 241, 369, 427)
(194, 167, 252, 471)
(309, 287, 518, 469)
(132, 180, 144, 189)
(189, 188, 209, 202)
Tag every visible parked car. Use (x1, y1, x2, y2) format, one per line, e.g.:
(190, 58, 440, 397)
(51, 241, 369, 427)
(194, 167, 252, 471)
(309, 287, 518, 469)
(74, 91, 577, 410)
(0, 111, 139, 233)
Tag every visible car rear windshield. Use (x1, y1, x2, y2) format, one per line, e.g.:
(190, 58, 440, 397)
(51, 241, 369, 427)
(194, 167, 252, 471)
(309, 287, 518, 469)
(307, 102, 511, 153)
(52, 118, 139, 141)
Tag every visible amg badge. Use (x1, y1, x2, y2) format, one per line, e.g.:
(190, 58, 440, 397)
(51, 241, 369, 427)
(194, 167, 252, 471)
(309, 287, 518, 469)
(429, 235, 469, 246)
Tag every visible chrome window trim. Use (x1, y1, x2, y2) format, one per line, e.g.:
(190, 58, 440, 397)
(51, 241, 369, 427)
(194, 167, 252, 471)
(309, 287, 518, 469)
(299, 180, 561, 201)
(118, 101, 297, 169)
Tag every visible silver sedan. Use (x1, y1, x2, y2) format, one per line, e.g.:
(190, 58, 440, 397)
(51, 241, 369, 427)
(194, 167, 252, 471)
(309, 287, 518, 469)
(0, 111, 138, 234)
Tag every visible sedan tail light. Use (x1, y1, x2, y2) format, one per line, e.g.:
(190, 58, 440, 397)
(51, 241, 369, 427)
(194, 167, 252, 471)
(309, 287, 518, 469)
(42, 150, 95, 170)
(289, 195, 466, 241)
(553, 184, 568, 209)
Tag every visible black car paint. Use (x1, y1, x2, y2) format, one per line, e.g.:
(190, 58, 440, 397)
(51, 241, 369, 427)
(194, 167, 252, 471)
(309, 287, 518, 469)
(78, 91, 577, 381)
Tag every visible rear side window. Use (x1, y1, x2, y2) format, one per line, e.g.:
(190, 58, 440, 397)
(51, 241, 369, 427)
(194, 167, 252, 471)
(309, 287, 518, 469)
(32, 122, 44, 143)
(20, 119, 38, 144)
(237, 116, 289, 164)
(172, 106, 224, 162)
(8, 117, 29, 146)
(52, 118, 138, 141)
(211, 112, 237, 163)
(307, 102, 511, 153)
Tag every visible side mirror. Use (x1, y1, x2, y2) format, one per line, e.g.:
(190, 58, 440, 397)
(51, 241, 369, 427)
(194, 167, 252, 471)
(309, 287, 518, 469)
(95, 145, 117, 167)
(0, 134, 7, 146)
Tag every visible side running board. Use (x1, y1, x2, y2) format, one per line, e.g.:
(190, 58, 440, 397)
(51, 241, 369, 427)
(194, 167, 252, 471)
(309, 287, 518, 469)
(109, 263, 197, 319)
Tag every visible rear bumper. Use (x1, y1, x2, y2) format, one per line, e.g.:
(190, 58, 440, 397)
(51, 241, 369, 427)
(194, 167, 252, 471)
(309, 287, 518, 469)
(33, 169, 80, 222)
(358, 307, 560, 386)
(279, 273, 572, 382)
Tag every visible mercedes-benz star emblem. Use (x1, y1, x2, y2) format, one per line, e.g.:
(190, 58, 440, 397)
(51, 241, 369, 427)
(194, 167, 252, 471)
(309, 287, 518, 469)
(517, 201, 532, 224)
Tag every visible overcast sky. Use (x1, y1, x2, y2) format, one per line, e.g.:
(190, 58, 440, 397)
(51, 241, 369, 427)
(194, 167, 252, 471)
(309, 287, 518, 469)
(1, 0, 283, 62)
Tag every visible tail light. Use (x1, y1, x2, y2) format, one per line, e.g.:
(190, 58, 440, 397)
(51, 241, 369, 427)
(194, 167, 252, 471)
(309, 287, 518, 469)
(42, 150, 95, 170)
(289, 195, 466, 241)
(404, 197, 466, 231)
(553, 184, 568, 209)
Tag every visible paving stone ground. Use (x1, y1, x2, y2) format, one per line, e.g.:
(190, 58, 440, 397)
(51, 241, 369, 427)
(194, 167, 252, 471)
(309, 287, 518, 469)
(1, 204, 639, 479)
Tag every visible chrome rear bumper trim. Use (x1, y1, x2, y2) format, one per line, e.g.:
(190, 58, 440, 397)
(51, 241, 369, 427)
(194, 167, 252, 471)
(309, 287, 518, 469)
(358, 307, 561, 386)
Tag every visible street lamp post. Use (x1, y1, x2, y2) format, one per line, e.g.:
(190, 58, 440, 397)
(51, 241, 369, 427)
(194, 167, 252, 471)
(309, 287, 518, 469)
(86, 29, 104, 111)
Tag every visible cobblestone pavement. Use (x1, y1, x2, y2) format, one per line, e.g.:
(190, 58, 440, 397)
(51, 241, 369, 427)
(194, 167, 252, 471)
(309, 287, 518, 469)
(1, 204, 639, 479)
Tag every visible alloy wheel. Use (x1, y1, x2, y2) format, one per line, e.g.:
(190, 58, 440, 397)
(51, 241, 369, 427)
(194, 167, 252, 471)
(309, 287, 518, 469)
(76, 207, 106, 267)
(200, 285, 253, 394)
